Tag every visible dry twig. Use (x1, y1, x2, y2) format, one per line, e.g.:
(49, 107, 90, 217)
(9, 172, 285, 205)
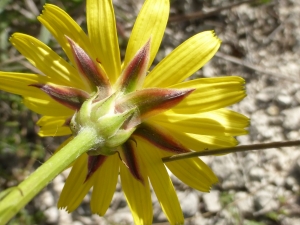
(215, 52, 300, 82)
(169, 0, 261, 23)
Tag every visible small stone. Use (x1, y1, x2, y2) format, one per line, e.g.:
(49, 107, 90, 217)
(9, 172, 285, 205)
(276, 91, 292, 106)
(238, 96, 257, 113)
(254, 188, 279, 212)
(76, 215, 94, 225)
(52, 174, 66, 193)
(285, 176, 299, 192)
(272, 175, 285, 187)
(247, 181, 262, 193)
(256, 87, 275, 103)
(251, 110, 269, 126)
(264, 149, 286, 170)
(91, 215, 111, 225)
(111, 192, 127, 209)
(235, 192, 254, 214)
(285, 177, 297, 190)
(72, 221, 84, 225)
(249, 167, 265, 181)
(294, 90, 300, 104)
(108, 208, 133, 225)
(44, 207, 59, 224)
(282, 217, 300, 225)
(281, 107, 300, 130)
(203, 190, 221, 213)
(189, 213, 206, 225)
(178, 191, 199, 217)
(58, 209, 73, 224)
(286, 130, 300, 140)
(156, 211, 168, 223)
(266, 105, 279, 116)
(268, 116, 283, 125)
(38, 191, 54, 210)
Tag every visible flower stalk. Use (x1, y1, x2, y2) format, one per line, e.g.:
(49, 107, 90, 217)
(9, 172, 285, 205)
(0, 128, 99, 225)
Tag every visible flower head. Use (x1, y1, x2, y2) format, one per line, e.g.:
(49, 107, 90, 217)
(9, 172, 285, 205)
(0, 0, 248, 224)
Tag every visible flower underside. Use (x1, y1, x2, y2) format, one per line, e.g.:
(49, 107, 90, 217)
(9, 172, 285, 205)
(0, 1, 250, 224)
(32, 37, 193, 182)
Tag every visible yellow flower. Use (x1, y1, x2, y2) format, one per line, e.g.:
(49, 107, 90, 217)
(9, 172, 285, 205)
(0, 0, 248, 224)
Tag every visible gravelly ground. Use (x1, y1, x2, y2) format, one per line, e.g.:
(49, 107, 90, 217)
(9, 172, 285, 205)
(1, 0, 300, 224)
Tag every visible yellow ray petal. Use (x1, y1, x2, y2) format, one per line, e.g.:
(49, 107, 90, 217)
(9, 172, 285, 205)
(173, 90, 246, 114)
(170, 76, 246, 113)
(144, 31, 220, 88)
(171, 76, 245, 89)
(38, 4, 95, 67)
(124, 0, 169, 69)
(38, 126, 71, 137)
(169, 130, 238, 151)
(86, 0, 121, 83)
(58, 154, 95, 212)
(120, 146, 152, 225)
(0, 73, 74, 116)
(37, 116, 71, 137)
(90, 154, 119, 215)
(37, 116, 67, 126)
(0, 72, 50, 96)
(161, 151, 218, 192)
(23, 96, 74, 117)
(10, 33, 85, 90)
(137, 138, 184, 224)
(152, 108, 249, 137)
(196, 108, 249, 129)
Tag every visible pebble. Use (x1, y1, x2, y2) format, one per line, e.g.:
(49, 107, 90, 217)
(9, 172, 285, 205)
(38, 190, 55, 210)
(43, 207, 59, 224)
(266, 105, 280, 116)
(282, 217, 300, 225)
(276, 91, 293, 106)
(52, 174, 66, 193)
(202, 190, 222, 213)
(255, 87, 276, 103)
(106, 209, 133, 225)
(281, 106, 300, 130)
(286, 130, 299, 139)
(249, 167, 265, 181)
(294, 90, 300, 104)
(178, 190, 199, 217)
(235, 192, 254, 214)
(76, 216, 92, 225)
(72, 222, 84, 225)
(285, 176, 299, 192)
(253, 188, 279, 212)
(58, 209, 73, 225)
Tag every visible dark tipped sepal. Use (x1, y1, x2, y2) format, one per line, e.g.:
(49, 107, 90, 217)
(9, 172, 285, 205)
(85, 155, 107, 182)
(120, 141, 144, 183)
(134, 123, 190, 154)
(116, 39, 150, 94)
(66, 36, 111, 98)
(30, 83, 90, 110)
(116, 88, 194, 128)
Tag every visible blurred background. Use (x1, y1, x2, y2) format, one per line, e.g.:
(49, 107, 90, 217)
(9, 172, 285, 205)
(1, 0, 300, 224)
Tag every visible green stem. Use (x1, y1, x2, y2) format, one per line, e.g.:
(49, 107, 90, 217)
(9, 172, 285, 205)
(0, 128, 98, 225)
(162, 140, 300, 162)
